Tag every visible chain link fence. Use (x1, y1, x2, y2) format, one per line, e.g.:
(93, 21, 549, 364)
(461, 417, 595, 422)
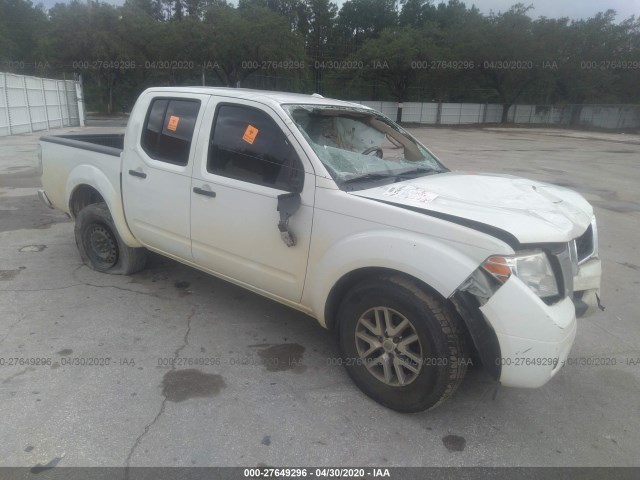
(0, 72, 85, 137)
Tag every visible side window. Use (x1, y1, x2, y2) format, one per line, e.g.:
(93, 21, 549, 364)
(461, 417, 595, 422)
(141, 98, 200, 166)
(208, 104, 304, 192)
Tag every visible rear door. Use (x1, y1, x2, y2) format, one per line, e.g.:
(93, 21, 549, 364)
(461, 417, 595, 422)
(123, 93, 209, 260)
(190, 99, 315, 302)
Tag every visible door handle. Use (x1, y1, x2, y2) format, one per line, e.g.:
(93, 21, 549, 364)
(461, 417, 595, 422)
(193, 186, 216, 198)
(128, 169, 147, 179)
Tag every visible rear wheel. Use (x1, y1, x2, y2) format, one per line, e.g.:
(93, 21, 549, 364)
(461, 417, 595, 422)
(337, 275, 468, 412)
(75, 202, 147, 275)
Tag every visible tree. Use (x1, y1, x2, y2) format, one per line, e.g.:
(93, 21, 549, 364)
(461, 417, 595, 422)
(399, 0, 435, 29)
(468, 4, 544, 122)
(2, 0, 638, 114)
(123, 0, 164, 21)
(238, 0, 306, 32)
(560, 11, 634, 104)
(434, 0, 479, 29)
(338, 0, 397, 46)
(0, 0, 47, 68)
(204, 4, 306, 87)
(41, 1, 126, 113)
(305, 0, 338, 93)
(352, 28, 432, 118)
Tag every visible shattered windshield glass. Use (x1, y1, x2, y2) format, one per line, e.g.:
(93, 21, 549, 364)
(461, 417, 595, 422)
(284, 105, 447, 190)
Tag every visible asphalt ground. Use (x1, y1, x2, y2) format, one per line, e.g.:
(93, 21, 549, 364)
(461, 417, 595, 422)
(1, 118, 639, 469)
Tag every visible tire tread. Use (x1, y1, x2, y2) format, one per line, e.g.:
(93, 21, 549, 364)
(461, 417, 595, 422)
(75, 202, 147, 275)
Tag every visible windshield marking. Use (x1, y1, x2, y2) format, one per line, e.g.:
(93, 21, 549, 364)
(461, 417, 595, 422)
(382, 185, 439, 204)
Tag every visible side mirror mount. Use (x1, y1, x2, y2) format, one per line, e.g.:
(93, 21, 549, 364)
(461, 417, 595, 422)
(277, 192, 301, 247)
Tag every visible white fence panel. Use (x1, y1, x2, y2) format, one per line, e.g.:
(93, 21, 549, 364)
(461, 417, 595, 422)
(379, 101, 397, 119)
(581, 105, 625, 129)
(617, 106, 640, 129)
(353, 100, 639, 129)
(0, 76, 8, 136)
(5, 73, 31, 134)
(400, 102, 423, 123)
(43, 78, 63, 128)
(550, 106, 568, 125)
(25, 76, 48, 131)
(437, 103, 485, 124)
(439, 103, 463, 124)
(58, 80, 70, 127)
(420, 103, 439, 124)
(65, 81, 80, 125)
(512, 105, 532, 123)
(484, 104, 502, 123)
(460, 103, 484, 124)
(0, 72, 83, 137)
(529, 106, 552, 124)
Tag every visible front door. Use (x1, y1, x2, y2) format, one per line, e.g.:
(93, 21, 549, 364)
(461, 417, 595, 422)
(190, 100, 315, 302)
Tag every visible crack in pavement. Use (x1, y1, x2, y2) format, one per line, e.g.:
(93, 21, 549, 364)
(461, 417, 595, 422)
(84, 283, 160, 298)
(2, 367, 35, 384)
(123, 306, 196, 477)
(0, 283, 84, 292)
(0, 283, 159, 298)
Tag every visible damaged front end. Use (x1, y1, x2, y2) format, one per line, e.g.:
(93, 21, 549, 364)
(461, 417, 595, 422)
(450, 218, 602, 388)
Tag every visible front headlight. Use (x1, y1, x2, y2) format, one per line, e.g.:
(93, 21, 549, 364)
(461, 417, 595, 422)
(482, 251, 559, 298)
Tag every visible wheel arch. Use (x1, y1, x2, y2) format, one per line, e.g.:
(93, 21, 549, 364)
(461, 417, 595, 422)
(323, 267, 445, 332)
(65, 164, 141, 247)
(306, 230, 485, 328)
(69, 184, 105, 218)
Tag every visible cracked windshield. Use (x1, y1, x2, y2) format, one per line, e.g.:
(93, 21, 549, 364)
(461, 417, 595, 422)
(286, 105, 445, 189)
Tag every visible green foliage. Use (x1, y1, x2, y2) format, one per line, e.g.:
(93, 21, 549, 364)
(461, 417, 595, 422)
(338, 0, 397, 45)
(350, 28, 429, 101)
(0, 0, 47, 66)
(1, 0, 638, 116)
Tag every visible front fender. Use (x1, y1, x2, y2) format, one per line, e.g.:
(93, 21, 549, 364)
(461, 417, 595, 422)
(304, 229, 483, 327)
(65, 164, 141, 248)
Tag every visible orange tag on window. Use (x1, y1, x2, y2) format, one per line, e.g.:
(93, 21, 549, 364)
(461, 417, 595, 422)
(242, 124, 259, 144)
(167, 115, 180, 132)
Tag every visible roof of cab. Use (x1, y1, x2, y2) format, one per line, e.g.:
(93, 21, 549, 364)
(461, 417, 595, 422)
(143, 86, 371, 110)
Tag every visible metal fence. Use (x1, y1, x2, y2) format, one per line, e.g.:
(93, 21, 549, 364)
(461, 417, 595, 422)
(352, 101, 640, 130)
(0, 72, 85, 137)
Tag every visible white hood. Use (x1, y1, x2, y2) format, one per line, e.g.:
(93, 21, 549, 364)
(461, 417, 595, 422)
(351, 172, 593, 245)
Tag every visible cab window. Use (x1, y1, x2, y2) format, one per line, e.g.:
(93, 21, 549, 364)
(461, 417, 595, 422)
(141, 98, 200, 166)
(208, 104, 303, 192)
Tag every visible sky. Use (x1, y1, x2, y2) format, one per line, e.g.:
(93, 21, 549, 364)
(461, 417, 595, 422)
(38, 0, 640, 22)
(475, 0, 639, 21)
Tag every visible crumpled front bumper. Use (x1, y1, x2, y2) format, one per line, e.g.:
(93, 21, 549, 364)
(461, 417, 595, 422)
(572, 257, 602, 317)
(478, 256, 601, 388)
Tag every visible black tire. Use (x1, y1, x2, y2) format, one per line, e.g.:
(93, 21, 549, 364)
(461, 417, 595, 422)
(337, 275, 468, 412)
(75, 202, 147, 275)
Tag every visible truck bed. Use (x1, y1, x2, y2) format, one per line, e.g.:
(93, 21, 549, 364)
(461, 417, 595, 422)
(40, 133, 124, 157)
(39, 133, 125, 217)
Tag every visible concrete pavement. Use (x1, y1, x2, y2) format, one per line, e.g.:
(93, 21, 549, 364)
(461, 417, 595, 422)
(0, 123, 638, 468)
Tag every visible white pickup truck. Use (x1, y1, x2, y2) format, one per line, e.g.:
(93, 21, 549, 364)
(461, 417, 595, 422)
(39, 87, 602, 412)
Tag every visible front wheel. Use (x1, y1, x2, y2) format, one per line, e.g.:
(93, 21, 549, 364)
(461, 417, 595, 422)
(337, 275, 468, 412)
(75, 202, 147, 275)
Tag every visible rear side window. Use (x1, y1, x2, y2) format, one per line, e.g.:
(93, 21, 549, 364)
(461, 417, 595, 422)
(208, 104, 304, 192)
(141, 98, 200, 165)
